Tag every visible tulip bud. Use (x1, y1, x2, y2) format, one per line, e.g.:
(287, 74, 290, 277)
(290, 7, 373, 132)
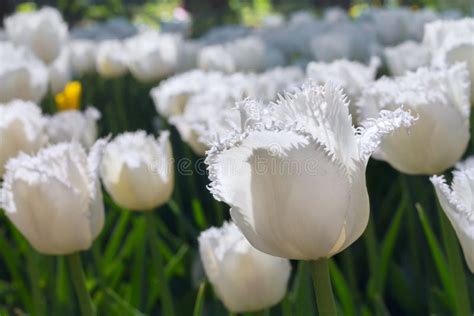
(0, 100, 47, 177)
(96, 40, 128, 78)
(100, 131, 174, 211)
(198, 222, 291, 313)
(4, 7, 68, 64)
(0, 42, 48, 104)
(47, 107, 100, 149)
(431, 157, 474, 272)
(0, 141, 106, 255)
(358, 64, 471, 175)
(206, 82, 415, 260)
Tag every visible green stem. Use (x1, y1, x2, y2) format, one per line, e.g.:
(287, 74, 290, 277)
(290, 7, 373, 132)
(146, 213, 176, 316)
(27, 251, 45, 316)
(66, 253, 95, 316)
(438, 204, 472, 316)
(310, 258, 337, 316)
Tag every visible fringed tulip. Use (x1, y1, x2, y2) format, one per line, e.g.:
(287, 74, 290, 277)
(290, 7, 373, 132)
(206, 82, 415, 260)
(358, 64, 470, 175)
(431, 157, 474, 272)
(0, 141, 106, 255)
(100, 131, 174, 211)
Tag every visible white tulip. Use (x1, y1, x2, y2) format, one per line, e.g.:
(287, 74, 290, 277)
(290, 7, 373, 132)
(358, 64, 470, 175)
(0, 42, 48, 104)
(69, 39, 97, 75)
(150, 70, 223, 118)
(48, 48, 72, 94)
(384, 41, 431, 76)
(431, 157, 474, 272)
(0, 140, 106, 255)
(125, 31, 181, 82)
(4, 7, 68, 64)
(198, 36, 267, 73)
(100, 131, 174, 211)
(423, 18, 474, 52)
(199, 222, 291, 312)
(46, 107, 101, 149)
(426, 19, 474, 103)
(306, 57, 379, 121)
(0, 100, 47, 176)
(206, 82, 415, 260)
(96, 40, 128, 78)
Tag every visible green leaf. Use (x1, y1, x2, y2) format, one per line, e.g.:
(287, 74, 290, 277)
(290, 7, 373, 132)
(193, 282, 206, 316)
(416, 204, 455, 308)
(329, 260, 356, 316)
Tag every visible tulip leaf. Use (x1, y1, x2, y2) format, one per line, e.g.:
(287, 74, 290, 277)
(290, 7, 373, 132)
(416, 204, 456, 307)
(376, 194, 407, 293)
(329, 260, 356, 316)
(193, 282, 207, 316)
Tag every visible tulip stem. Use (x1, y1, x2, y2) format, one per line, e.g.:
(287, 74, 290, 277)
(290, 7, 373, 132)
(66, 253, 95, 316)
(310, 258, 337, 316)
(146, 213, 176, 316)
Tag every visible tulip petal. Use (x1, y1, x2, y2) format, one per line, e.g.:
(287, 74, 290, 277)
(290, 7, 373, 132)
(431, 174, 474, 272)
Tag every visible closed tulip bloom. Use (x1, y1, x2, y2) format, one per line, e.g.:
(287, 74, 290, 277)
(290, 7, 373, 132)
(0, 100, 47, 176)
(100, 131, 174, 211)
(206, 82, 415, 260)
(358, 64, 470, 175)
(0, 140, 106, 255)
(199, 222, 291, 313)
(4, 7, 68, 64)
(47, 107, 101, 149)
(431, 157, 474, 272)
(96, 40, 128, 78)
(0, 42, 48, 104)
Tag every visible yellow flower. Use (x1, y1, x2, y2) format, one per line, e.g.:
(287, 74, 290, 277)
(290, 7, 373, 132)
(55, 81, 82, 112)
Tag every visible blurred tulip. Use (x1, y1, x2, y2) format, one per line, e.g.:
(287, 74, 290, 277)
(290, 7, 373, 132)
(47, 107, 100, 149)
(49, 48, 72, 94)
(0, 141, 106, 255)
(150, 70, 223, 118)
(426, 18, 474, 103)
(306, 57, 379, 121)
(384, 41, 431, 76)
(206, 82, 415, 260)
(0, 100, 47, 176)
(4, 7, 68, 64)
(96, 40, 128, 78)
(125, 31, 181, 82)
(100, 131, 174, 211)
(431, 157, 474, 272)
(198, 222, 291, 312)
(0, 42, 48, 104)
(358, 64, 470, 175)
(69, 39, 97, 75)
